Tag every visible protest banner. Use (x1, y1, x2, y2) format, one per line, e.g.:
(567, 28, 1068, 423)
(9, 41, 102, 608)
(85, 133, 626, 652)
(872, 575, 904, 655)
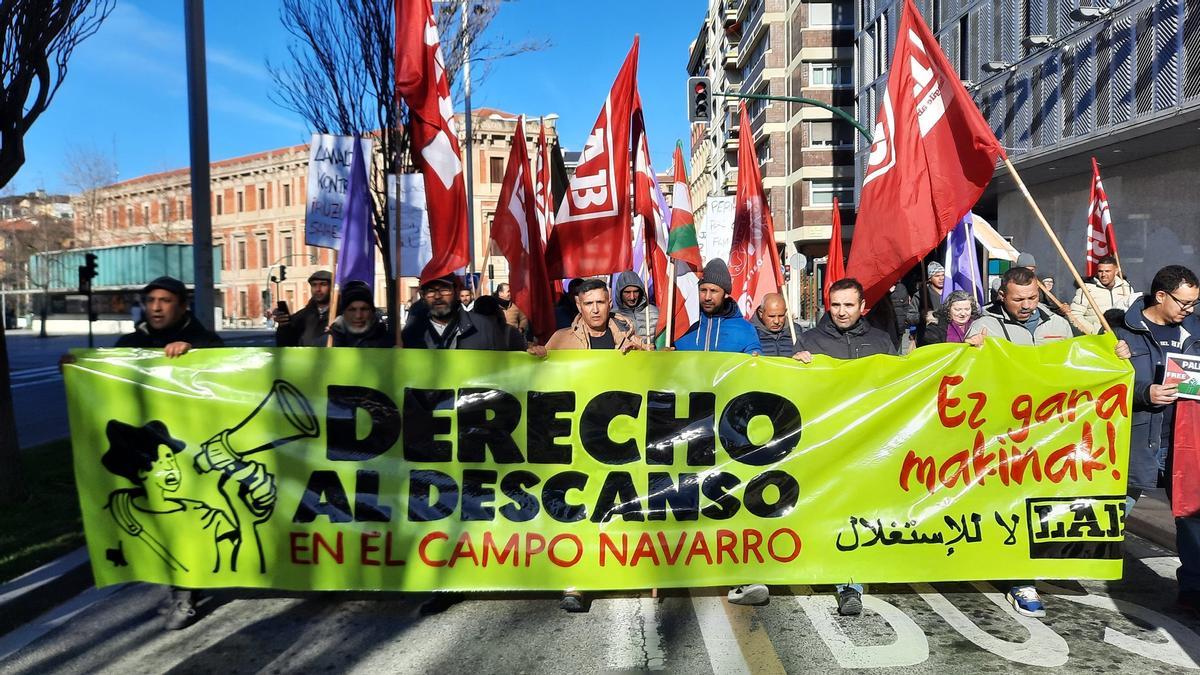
(394, 173, 433, 279)
(305, 133, 373, 250)
(65, 338, 1131, 592)
(701, 196, 734, 263)
(1165, 353, 1200, 400)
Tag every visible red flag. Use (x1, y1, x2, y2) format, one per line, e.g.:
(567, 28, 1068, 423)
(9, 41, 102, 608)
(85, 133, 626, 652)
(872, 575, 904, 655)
(824, 198, 846, 311)
(1085, 157, 1119, 277)
(729, 101, 783, 319)
(846, 0, 1005, 308)
(668, 143, 703, 273)
(490, 116, 556, 343)
(534, 118, 553, 246)
(545, 39, 639, 278)
(395, 0, 469, 284)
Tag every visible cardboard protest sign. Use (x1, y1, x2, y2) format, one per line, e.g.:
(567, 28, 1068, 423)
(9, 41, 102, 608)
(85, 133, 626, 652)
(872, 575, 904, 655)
(305, 134, 373, 249)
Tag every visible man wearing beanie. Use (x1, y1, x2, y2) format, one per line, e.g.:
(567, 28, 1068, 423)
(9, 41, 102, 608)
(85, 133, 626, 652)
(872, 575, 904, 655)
(673, 259, 761, 354)
(321, 281, 392, 347)
(274, 270, 332, 346)
(116, 276, 222, 357)
(916, 262, 946, 347)
(401, 274, 512, 351)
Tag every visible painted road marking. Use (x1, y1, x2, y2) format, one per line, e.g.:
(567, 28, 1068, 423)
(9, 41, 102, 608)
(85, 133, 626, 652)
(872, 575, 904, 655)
(792, 584, 929, 668)
(689, 592, 753, 675)
(914, 582, 1069, 667)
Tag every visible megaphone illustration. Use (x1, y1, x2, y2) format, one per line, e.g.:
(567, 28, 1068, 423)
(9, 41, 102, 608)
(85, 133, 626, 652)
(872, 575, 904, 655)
(194, 379, 319, 474)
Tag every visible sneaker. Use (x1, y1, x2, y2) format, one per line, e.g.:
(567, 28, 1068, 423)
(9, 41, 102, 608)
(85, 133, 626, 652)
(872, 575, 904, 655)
(163, 589, 201, 631)
(1007, 585, 1046, 618)
(727, 584, 769, 606)
(836, 586, 862, 616)
(561, 593, 586, 613)
(419, 591, 464, 616)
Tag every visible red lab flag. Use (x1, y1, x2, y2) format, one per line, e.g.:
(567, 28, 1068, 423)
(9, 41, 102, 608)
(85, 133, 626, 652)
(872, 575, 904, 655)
(1085, 157, 1119, 276)
(846, 0, 1005, 308)
(824, 198, 846, 311)
(534, 119, 554, 246)
(545, 39, 638, 278)
(395, 0, 470, 284)
(729, 101, 783, 319)
(490, 116, 556, 343)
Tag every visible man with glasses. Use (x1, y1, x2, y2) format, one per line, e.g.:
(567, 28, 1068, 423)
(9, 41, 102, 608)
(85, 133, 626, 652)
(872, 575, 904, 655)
(1114, 265, 1200, 611)
(401, 274, 511, 351)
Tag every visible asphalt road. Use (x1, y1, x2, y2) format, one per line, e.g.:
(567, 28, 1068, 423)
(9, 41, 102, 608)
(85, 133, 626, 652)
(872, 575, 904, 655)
(1, 534, 1197, 673)
(4, 329, 274, 449)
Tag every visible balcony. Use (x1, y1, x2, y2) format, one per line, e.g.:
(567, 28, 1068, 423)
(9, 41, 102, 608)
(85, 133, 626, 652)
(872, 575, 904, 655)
(723, 0, 739, 25)
(723, 170, 738, 192)
(723, 47, 739, 69)
(724, 134, 739, 153)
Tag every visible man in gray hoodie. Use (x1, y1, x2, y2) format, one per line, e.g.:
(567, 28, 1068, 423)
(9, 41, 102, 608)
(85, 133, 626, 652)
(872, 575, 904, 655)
(613, 271, 659, 342)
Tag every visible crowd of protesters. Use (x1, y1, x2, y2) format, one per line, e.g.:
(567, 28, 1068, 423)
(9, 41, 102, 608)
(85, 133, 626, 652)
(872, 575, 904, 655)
(100, 245, 1199, 628)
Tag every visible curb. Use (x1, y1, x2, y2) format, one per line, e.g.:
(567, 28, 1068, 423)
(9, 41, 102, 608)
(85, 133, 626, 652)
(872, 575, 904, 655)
(0, 548, 94, 637)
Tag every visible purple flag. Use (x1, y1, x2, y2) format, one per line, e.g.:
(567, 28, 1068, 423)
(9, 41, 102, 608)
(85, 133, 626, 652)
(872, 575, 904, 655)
(335, 133, 375, 290)
(942, 212, 985, 305)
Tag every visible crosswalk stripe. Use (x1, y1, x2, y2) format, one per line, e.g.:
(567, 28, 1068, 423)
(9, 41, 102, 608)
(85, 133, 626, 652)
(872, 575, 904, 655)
(791, 584, 929, 669)
(690, 592, 753, 675)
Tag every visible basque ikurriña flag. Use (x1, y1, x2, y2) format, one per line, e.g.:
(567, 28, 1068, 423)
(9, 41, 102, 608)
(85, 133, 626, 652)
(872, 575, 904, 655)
(846, 0, 1004, 308)
(668, 143, 703, 273)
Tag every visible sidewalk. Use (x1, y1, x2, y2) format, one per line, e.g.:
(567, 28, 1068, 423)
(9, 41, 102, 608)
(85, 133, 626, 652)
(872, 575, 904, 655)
(1126, 488, 1176, 551)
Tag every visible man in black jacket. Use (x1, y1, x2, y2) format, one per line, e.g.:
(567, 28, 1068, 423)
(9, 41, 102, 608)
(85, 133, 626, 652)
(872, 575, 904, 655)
(273, 270, 332, 346)
(115, 276, 223, 356)
(751, 293, 804, 358)
(798, 277, 894, 617)
(402, 274, 514, 351)
(800, 278, 896, 361)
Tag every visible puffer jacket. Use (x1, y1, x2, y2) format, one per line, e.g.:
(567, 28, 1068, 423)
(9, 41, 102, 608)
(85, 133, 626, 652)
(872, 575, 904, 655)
(802, 313, 896, 359)
(545, 313, 644, 351)
(1114, 295, 1200, 490)
(674, 300, 761, 354)
(750, 313, 804, 357)
(1070, 277, 1138, 334)
(613, 271, 659, 342)
(966, 302, 1072, 345)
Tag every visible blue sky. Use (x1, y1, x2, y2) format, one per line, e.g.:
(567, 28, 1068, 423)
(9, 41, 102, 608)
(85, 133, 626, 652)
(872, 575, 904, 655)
(12, 0, 706, 195)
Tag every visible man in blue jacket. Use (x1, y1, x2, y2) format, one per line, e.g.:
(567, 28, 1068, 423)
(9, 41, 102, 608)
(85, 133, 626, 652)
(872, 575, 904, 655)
(1114, 264, 1200, 610)
(674, 259, 761, 354)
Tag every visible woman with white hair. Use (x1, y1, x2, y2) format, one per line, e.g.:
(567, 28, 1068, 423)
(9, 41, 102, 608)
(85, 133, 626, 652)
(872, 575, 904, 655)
(922, 289, 985, 346)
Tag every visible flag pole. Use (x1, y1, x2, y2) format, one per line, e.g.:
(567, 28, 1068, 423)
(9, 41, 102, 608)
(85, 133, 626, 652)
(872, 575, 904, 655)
(1002, 156, 1113, 335)
(326, 250, 339, 347)
(1036, 278, 1094, 335)
(665, 264, 676, 349)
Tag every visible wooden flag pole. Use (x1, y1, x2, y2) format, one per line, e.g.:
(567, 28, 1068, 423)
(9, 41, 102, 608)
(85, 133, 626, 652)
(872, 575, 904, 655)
(326, 250, 339, 347)
(1036, 277, 1094, 336)
(786, 307, 798, 344)
(1002, 156, 1113, 335)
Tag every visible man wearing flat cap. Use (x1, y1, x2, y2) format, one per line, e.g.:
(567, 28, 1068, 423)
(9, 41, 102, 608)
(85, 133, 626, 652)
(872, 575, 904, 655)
(115, 276, 222, 357)
(401, 274, 513, 350)
(274, 270, 332, 346)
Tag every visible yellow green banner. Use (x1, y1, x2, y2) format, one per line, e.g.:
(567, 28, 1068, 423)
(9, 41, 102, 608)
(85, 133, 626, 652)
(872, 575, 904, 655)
(64, 337, 1132, 591)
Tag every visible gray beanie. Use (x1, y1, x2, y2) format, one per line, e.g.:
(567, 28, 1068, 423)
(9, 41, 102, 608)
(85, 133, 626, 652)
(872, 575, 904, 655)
(701, 259, 733, 294)
(927, 262, 945, 277)
(1016, 252, 1037, 268)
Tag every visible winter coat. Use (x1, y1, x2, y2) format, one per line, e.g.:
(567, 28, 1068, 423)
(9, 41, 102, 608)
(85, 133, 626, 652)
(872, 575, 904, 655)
(401, 307, 515, 351)
(499, 298, 530, 335)
(1114, 296, 1200, 490)
(674, 300, 762, 354)
(115, 312, 224, 349)
(965, 302, 1072, 346)
(750, 313, 804, 358)
(323, 315, 394, 348)
(545, 313, 644, 351)
(275, 301, 330, 347)
(922, 318, 975, 345)
(1070, 277, 1138, 334)
(613, 271, 660, 342)
(802, 314, 896, 359)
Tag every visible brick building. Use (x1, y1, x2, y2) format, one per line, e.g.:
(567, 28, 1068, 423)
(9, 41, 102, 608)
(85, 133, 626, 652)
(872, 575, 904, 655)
(77, 109, 558, 325)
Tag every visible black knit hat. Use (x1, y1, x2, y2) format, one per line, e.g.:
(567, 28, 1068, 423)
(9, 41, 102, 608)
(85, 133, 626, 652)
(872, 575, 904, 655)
(338, 281, 374, 313)
(142, 276, 187, 301)
(700, 259, 732, 294)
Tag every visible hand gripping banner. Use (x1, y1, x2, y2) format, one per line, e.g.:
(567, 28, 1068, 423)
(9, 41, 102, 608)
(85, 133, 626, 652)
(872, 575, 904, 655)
(65, 338, 1132, 591)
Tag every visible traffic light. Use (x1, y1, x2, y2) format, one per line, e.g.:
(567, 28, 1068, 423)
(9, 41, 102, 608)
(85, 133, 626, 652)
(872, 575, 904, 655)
(279, 265, 287, 282)
(688, 76, 712, 123)
(79, 253, 98, 293)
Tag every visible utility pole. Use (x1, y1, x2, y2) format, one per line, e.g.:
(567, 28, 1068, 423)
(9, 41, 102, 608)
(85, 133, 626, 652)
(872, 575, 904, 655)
(184, 0, 214, 329)
(461, 0, 476, 275)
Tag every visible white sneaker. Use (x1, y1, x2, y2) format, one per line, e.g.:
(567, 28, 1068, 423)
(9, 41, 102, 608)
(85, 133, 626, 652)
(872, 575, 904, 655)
(727, 584, 769, 605)
(1007, 585, 1046, 618)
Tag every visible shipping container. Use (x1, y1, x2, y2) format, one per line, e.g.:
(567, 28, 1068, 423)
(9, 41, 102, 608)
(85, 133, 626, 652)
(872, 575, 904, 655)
(29, 243, 223, 290)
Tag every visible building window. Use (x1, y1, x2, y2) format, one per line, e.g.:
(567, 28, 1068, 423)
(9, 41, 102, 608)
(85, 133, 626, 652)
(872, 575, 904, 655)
(177, 199, 185, 219)
(489, 156, 505, 183)
(283, 234, 294, 260)
(756, 138, 771, 163)
(806, 121, 854, 147)
(160, 202, 168, 222)
(125, 206, 133, 225)
(258, 187, 266, 210)
(810, 62, 852, 87)
(239, 291, 248, 318)
(142, 204, 150, 224)
(809, 1, 853, 28)
(237, 240, 247, 270)
(216, 195, 224, 215)
(282, 183, 292, 206)
(236, 191, 245, 212)
(809, 178, 855, 206)
(258, 237, 269, 269)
